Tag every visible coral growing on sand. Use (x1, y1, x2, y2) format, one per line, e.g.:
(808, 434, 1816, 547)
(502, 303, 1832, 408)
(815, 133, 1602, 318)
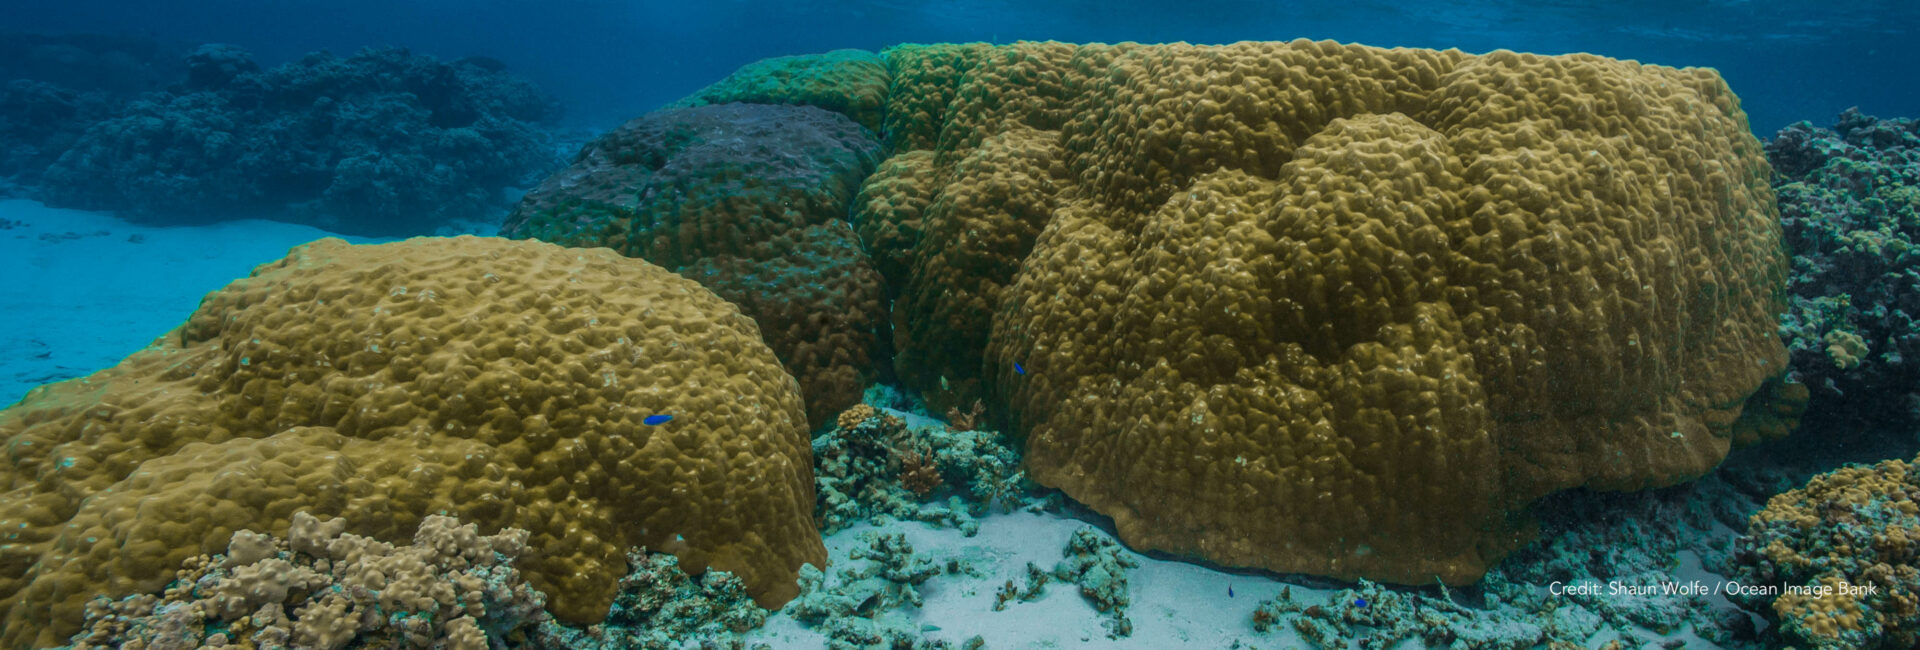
(788, 532, 965, 649)
(1050, 529, 1139, 638)
(845, 39, 1802, 587)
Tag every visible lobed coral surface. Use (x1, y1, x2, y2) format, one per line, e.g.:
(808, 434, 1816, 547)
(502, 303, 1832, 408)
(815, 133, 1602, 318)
(844, 40, 1803, 586)
(501, 102, 887, 430)
(0, 236, 823, 647)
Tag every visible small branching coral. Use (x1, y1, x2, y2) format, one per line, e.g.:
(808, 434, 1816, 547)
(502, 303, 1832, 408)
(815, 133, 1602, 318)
(532, 547, 770, 649)
(815, 402, 1027, 535)
(899, 445, 944, 497)
(65, 512, 546, 650)
(944, 399, 986, 432)
(816, 405, 920, 532)
(990, 562, 1052, 612)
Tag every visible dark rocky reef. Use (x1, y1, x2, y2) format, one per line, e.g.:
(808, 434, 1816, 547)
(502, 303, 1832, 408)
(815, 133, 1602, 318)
(1770, 109, 1920, 428)
(0, 33, 184, 190)
(36, 45, 562, 235)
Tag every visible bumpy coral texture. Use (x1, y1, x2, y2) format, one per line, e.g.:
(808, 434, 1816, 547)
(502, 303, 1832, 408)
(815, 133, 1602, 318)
(500, 103, 886, 430)
(850, 150, 937, 297)
(69, 512, 545, 650)
(669, 49, 891, 135)
(1727, 456, 1920, 649)
(855, 40, 1802, 586)
(1769, 109, 1920, 427)
(0, 236, 822, 648)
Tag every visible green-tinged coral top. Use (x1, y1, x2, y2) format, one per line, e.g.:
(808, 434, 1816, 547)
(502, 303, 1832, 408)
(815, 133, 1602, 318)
(671, 48, 890, 134)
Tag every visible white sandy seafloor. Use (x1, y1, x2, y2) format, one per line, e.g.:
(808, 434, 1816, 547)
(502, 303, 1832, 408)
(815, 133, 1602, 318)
(1, 199, 1764, 649)
(0, 199, 388, 407)
(742, 408, 1756, 649)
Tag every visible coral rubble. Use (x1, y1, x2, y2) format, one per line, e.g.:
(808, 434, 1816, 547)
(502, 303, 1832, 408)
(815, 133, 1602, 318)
(531, 547, 772, 649)
(1050, 529, 1139, 638)
(813, 404, 1023, 535)
(788, 532, 966, 649)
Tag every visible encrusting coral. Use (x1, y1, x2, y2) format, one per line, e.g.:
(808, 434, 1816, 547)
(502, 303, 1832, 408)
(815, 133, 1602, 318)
(1726, 454, 1920, 649)
(0, 236, 823, 647)
(831, 39, 1805, 587)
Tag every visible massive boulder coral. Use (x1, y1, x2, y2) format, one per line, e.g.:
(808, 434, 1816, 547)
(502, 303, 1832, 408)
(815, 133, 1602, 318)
(0, 236, 823, 648)
(1769, 109, 1920, 427)
(669, 49, 891, 135)
(843, 40, 1802, 586)
(1727, 455, 1920, 649)
(501, 103, 887, 430)
(38, 45, 560, 235)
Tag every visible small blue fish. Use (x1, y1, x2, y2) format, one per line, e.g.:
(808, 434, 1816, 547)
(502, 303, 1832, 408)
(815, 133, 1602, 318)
(1227, 584, 1234, 598)
(1014, 362, 1026, 375)
(1354, 598, 1368, 608)
(643, 414, 674, 426)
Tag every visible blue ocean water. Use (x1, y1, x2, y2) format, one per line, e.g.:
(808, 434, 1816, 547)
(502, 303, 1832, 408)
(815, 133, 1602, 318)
(2, 2, 1919, 649)
(6, 0, 1915, 134)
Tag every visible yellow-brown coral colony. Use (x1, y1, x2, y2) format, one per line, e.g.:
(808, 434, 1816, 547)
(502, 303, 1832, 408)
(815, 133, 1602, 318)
(0, 38, 1811, 647)
(0, 237, 823, 647)
(1735, 455, 1920, 647)
(848, 41, 1801, 585)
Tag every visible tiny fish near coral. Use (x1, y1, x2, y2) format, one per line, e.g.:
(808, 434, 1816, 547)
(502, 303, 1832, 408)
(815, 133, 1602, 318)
(644, 414, 674, 425)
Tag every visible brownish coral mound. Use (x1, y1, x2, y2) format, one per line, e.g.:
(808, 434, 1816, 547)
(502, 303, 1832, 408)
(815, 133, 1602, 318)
(500, 103, 886, 430)
(853, 40, 1803, 585)
(0, 236, 822, 648)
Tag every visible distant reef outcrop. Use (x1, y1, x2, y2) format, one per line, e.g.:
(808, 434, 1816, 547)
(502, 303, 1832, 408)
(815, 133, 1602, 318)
(1770, 109, 1920, 430)
(2, 38, 563, 236)
(0, 33, 186, 192)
